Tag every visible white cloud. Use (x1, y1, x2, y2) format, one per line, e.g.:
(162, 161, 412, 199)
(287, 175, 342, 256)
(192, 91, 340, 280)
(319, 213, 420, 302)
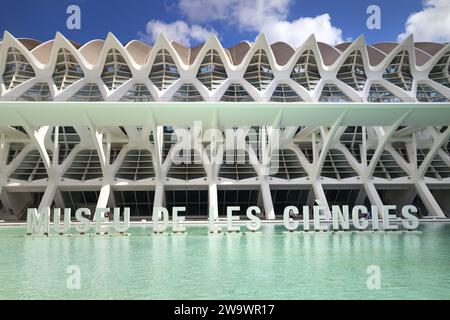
(140, 20, 215, 46)
(398, 0, 450, 42)
(260, 14, 344, 46)
(141, 0, 345, 47)
(178, 0, 291, 30)
(178, 0, 344, 47)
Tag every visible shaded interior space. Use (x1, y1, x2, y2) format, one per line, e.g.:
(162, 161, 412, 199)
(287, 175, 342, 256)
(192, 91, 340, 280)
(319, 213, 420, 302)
(321, 149, 358, 180)
(376, 186, 426, 217)
(9, 150, 50, 182)
(63, 149, 103, 181)
(115, 149, 155, 181)
(217, 189, 260, 217)
(271, 187, 312, 218)
(323, 186, 370, 211)
(0, 191, 46, 221)
(340, 126, 363, 162)
(429, 187, 450, 217)
(417, 149, 450, 180)
(61, 190, 99, 218)
(295, 142, 314, 163)
(165, 189, 208, 217)
(167, 149, 206, 181)
(6, 142, 26, 164)
(51, 126, 80, 164)
(219, 150, 257, 180)
(269, 149, 307, 179)
(114, 190, 155, 218)
(367, 149, 408, 180)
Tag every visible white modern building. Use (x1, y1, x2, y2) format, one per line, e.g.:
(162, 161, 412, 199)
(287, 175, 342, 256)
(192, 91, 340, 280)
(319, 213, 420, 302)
(0, 31, 449, 221)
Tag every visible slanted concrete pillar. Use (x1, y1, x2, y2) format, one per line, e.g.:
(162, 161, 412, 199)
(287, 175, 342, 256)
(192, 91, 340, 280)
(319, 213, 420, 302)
(208, 181, 219, 220)
(415, 180, 445, 218)
(95, 184, 111, 221)
(153, 182, 164, 218)
(38, 183, 57, 211)
(312, 181, 331, 219)
(363, 181, 384, 218)
(260, 180, 275, 220)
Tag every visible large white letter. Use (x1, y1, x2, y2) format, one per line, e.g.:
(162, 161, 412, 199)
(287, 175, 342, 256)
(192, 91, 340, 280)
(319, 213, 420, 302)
(283, 206, 299, 231)
(401, 205, 419, 230)
(382, 205, 398, 230)
(26, 207, 50, 235)
(246, 206, 261, 231)
(53, 208, 71, 234)
(172, 206, 186, 232)
(313, 203, 328, 231)
(75, 208, 91, 233)
(152, 207, 169, 233)
(331, 205, 350, 231)
(352, 206, 369, 230)
(113, 207, 130, 233)
(95, 208, 109, 234)
(227, 206, 240, 232)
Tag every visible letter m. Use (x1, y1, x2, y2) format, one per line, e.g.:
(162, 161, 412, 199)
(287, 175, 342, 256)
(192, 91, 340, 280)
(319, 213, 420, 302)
(26, 207, 50, 234)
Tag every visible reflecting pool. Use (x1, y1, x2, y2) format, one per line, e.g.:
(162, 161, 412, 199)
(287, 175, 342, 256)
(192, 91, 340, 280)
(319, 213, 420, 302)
(0, 224, 449, 299)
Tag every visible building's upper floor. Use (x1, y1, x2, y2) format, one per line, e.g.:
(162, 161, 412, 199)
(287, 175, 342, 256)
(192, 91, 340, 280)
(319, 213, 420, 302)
(0, 31, 449, 103)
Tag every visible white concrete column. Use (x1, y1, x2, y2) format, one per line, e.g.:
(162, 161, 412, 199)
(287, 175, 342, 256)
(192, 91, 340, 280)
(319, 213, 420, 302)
(260, 179, 275, 220)
(53, 189, 65, 208)
(312, 181, 331, 219)
(38, 183, 57, 211)
(208, 181, 219, 220)
(354, 187, 367, 206)
(96, 184, 111, 209)
(415, 180, 446, 218)
(95, 184, 111, 221)
(363, 181, 384, 218)
(0, 188, 14, 215)
(153, 182, 164, 219)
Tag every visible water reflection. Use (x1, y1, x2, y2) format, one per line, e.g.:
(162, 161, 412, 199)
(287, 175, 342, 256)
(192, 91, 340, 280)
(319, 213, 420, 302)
(1, 224, 449, 299)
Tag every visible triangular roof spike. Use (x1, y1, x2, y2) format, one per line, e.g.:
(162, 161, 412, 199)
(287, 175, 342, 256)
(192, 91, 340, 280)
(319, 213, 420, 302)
(298, 34, 317, 49)
(2, 30, 15, 43)
(329, 35, 368, 70)
(399, 33, 414, 47)
(105, 32, 123, 47)
(155, 33, 171, 46)
(254, 33, 269, 47)
(205, 33, 224, 49)
(353, 35, 365, 46)
(0, 31, 43, 70)
(419, 42, 450, 72)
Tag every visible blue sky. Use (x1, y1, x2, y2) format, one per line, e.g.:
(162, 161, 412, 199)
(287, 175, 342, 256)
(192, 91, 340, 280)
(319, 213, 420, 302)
(0, 0, 448, 47)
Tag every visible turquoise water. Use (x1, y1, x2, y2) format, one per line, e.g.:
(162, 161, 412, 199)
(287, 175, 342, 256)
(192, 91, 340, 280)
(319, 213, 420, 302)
(0, 224, 449, 299)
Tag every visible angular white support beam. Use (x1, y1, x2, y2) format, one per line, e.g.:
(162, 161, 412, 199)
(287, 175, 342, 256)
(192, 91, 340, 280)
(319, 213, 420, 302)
(260, 179, 275, 220)
(94, 184, 111, 221)
(23, 125, 53, 172)
(313, 111, 348, 180)
(418, 127, 450, 177)
(97, 184, 111, 209)
(38, 182, 57, 211)
(312, 181, 331, 219)
(153, 182, 164, 219)
(363, 181, 384, 218)
(90, 128, 108, 174)
(208, 181, 219, 220)
(368, 112, 411, 177)
(415, 180, 446, 217)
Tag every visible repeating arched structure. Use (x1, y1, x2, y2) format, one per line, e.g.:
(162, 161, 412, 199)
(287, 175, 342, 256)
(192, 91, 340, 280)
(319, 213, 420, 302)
(0, 31, 449, 102)
(1, 31, 450, 221)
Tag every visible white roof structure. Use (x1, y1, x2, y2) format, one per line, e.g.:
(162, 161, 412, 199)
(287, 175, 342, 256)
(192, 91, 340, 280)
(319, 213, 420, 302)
(0, 32, 449, 221)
